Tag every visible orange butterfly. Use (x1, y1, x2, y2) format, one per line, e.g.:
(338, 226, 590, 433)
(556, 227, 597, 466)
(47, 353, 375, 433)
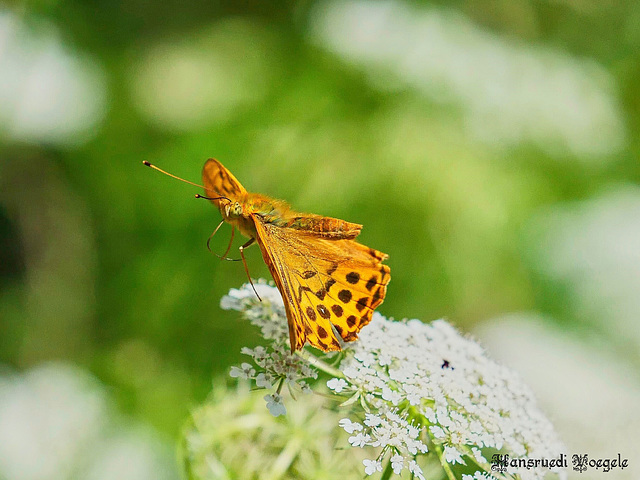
(146, 159, 390, 352)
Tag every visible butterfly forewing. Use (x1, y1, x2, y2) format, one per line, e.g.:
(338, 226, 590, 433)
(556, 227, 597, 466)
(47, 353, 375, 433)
(253, 217, 390, 352)
(202, 158, 246, 204)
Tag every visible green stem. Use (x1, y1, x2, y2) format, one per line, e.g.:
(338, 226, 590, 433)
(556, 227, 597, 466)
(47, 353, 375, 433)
(434, 445, 457, 480)
(295, 350, 345, 378)
(380, 457, 394, 480)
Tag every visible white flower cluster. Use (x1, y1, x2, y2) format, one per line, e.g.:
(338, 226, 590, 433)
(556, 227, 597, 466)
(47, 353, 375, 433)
(221, 282, 566, 480)
(330, 313, 567, 480)
(222, 281, 318, 416)
(221, 280, 290, 343)
(339, 410, 428, 478)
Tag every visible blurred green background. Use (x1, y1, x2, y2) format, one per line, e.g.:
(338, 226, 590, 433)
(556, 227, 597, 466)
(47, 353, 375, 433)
(1, 0, 639, 478)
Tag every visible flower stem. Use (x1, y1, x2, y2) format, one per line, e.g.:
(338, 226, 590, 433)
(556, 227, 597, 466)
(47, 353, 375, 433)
(295, 350, 345, 378)
(380, 457, 394, 480)
(435, 445, 457, 480)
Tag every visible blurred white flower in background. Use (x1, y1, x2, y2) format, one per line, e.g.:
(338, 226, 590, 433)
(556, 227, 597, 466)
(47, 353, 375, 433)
(476, 314, 640, 480)
(131, 19, 278, 131)
(0, 11, 106, 145)
(0, 365, 106, 480)
(311, 0, 625, 160)
(0, 363, 179, 480)
(527, 188, 640, 350)
(183, 383, 371, 480)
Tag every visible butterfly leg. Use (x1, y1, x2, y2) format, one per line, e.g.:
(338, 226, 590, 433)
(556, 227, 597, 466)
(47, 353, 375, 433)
(207, 222, 240, 261)
(222, 225, 236, 259)
(239, 238, 262, 301)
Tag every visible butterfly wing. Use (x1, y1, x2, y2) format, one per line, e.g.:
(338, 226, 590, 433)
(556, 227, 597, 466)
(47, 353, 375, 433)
(202, 158, 247, 205)
(252, 216, 390, 352)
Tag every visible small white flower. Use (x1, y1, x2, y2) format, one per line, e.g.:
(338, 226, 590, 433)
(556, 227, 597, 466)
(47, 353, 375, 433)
(381, 386, 402, 405)
(471, 447, 486, 464)
(327, 378, 348, 393)
(255, 373, 273, 389)
(229, 362, 255, 379)
(348, 432, 371, 447)
(390, 454, 404, 474)
(443, 445, 466, 465)
(363, 413, 382, 427)
(219, 293, 242, 311)
(362, 459, 382, 475)
(338, 418, 363, 434)
(378, 352, 392, 366)
(264, 393, 286, 417)
(241, 345, 267, 362)
(423, 407, 436, 423)
(298, 381, 312, 394)
(408, 460, 425, 480)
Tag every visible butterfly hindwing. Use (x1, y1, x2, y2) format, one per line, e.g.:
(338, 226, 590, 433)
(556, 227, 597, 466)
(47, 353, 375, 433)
(252, 216, 390, 352)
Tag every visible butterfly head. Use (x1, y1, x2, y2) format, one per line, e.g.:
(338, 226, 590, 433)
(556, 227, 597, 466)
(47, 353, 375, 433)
(224, 201, 244, 219)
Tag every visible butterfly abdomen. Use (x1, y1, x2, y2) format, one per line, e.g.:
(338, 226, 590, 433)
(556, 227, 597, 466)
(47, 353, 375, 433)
(285, 216, 362, 239)
(246, 195, 362, 240)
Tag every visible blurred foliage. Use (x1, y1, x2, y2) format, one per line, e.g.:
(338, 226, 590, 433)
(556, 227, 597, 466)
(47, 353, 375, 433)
(1, 0, 639, 451)
(182, 384, 375, 480)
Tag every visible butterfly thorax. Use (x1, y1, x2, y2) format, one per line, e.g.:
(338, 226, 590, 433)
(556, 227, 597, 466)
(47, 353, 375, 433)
(221, 193, 293, 239)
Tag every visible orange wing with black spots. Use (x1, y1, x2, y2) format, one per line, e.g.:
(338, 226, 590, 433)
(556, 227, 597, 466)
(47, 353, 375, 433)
(252, 217, 390, 352)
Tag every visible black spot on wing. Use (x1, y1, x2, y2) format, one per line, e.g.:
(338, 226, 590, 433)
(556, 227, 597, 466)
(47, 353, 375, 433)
(327, 263, 339, 275)
(306, 306, 317, 321)
(356, 297, 369, 312)
(297, 285, 312, 302)
(338, 290, 352, 303)
(317, 325, 329, 339)
(346, 272, 360, 284)
(317, 304, 330, 319)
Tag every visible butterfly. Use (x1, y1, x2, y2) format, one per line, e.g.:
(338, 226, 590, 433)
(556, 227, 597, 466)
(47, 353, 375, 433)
(145, 158, 390, 352)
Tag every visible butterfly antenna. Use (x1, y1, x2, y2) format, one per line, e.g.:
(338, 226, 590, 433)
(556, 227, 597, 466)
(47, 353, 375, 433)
(239, 238, 262, 301)
(195, 194, 232, 203)
(143, 161, 230, 200)
(143, 161, 207, 188)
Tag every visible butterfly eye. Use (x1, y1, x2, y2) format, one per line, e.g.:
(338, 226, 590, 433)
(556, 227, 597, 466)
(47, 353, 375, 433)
(225, 202, 243, 218)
